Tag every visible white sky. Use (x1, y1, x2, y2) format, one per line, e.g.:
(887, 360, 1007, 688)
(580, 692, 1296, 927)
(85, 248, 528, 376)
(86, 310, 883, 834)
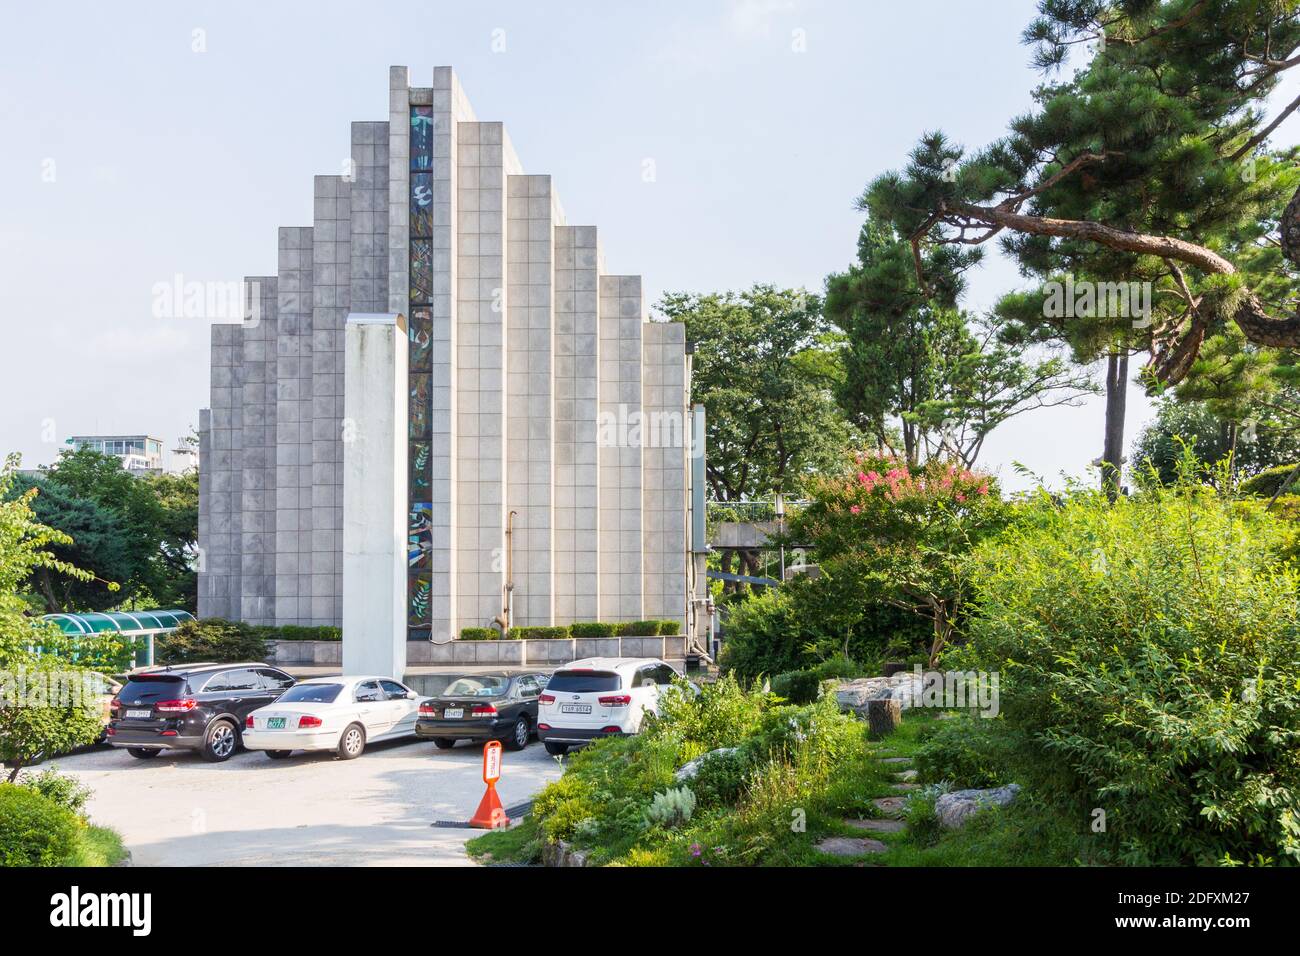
(1, 0, 1296, 490)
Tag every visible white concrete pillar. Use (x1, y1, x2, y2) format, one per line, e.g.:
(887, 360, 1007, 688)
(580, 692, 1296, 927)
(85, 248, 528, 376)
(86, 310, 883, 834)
(343, 312, 408, 678)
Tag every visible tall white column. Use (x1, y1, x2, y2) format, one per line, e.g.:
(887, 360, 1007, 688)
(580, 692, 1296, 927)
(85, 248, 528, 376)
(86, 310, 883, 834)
(343, 312, 408, 678)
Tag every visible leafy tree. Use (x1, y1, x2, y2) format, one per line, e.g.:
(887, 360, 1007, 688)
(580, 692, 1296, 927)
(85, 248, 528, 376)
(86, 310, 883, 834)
(9, 475, 131, 613)
(1133, 393, 1300, 484)
(144, 470, 199, 611)
(826, 222, 1095, 466)
(864, 1, 1300, 491)
(793, 453, 1011, 666)
(659, 286, 855, 589)
(0, 455, 125, 782)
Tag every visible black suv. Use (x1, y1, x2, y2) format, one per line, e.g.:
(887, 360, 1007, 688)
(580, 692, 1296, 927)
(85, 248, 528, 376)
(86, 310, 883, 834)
(107, 663, 296, 762)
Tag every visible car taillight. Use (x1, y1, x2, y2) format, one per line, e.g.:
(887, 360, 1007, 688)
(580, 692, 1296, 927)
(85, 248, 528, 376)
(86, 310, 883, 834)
(109, 697, 121, 713)
(156, 698, 197, 713)
(471, 704, 497, 716)
(538, 694, 555, 704)
(538, 723, 551, 731)
(418, 703, 436, 715)
(298, 715, 322, 729)
(598, 695, 632, 707)
(245, 715, 255, 729)
(105, 726, 116, 736)
(601, 726, 622, 734)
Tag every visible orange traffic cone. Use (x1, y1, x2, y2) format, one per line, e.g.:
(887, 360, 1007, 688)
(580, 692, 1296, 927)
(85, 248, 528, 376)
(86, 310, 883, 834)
(468, 780, 509, 829)
(469, 740, 510, 828)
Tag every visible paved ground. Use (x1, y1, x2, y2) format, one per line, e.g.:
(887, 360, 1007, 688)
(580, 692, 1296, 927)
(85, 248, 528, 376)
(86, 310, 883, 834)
(51, 736, 563, 866)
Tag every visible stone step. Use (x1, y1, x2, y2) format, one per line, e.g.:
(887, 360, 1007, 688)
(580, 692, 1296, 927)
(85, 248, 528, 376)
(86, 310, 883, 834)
(895, 769, 918, 782)
(814, 836, 888, 857)
(845, 817, 907, 834)
(880, 756, 912, 765)
(871, 796, 907, 817)
(890, 782, 920, 792)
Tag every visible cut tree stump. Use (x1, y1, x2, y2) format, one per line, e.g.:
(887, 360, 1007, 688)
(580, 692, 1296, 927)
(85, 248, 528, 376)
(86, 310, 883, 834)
(865, 698, 901, 739)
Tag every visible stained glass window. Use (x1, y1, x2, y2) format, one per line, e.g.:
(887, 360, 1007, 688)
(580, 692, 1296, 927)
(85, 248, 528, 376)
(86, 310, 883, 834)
(410, 239, 433, 306)
(410, 106, 434, 171)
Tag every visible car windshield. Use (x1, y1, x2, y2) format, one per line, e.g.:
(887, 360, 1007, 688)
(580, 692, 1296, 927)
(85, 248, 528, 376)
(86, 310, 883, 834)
(443, 676, 509, 697)
(275, 683, 342, 704)
(546, 670, 621, 693)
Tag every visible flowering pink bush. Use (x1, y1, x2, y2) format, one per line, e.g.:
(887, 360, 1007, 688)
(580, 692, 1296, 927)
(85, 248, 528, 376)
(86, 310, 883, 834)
(793, 453, 1007, 664)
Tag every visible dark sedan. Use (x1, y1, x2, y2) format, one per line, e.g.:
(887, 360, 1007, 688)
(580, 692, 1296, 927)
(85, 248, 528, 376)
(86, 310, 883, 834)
(416, 671, 549, 751)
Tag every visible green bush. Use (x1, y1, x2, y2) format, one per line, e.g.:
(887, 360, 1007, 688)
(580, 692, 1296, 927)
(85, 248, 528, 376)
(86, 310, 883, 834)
(958, 475, 1300, 865)
(0, 784, 81, 866)
(262, 624, 341, 642)
(508, 625, 570, 640)
(689, 748, 749, 807)
(459, 627, 499, 641)
(719, 570, 927, 682)
(569, 621, 617, 638)
(770, 669, 823, 704)
(913, 716, 1017, 789)
(16, 768, 92, 818)
(1240, 461, 1300, 497)
(157, 618, 266, 665)
(656, 620, 682, 635)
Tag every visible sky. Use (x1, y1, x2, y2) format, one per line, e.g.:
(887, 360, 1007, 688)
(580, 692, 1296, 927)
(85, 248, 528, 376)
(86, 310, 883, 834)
(1, 0, 1297, 490)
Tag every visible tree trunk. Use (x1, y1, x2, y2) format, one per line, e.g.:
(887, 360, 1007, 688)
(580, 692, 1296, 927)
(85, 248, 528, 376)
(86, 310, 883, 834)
(865, 698, 902, 739)
(1102, 350, 1129, 500)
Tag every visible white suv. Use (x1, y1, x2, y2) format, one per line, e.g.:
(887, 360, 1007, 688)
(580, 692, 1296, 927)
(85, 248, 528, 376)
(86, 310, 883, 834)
(537, 657, 681, 755)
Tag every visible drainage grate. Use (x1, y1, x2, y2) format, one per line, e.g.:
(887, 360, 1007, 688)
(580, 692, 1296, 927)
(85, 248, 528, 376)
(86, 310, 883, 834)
(430, 800, 534, 829)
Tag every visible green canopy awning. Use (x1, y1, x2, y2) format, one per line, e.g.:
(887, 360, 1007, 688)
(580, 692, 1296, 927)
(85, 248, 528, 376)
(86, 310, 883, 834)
(43, 610, 194, 635)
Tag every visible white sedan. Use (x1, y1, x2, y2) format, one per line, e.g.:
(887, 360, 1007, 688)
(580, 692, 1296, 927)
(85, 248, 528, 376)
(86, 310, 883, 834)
(242, 676, 420, 760)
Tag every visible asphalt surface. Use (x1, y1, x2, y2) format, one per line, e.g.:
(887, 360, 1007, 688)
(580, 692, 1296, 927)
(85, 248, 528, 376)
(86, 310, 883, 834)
(51, 735, 564, 866)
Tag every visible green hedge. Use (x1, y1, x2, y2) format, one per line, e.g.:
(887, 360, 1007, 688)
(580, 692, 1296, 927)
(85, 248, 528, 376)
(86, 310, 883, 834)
(0, 784, 81, 867)
(159, 618, 267, 665)
(569, 621, 617, 638)
(258, 624, 341, 642)
(1240, 461, 1300, 497)
(508, 625, 571, 640)
(457, 620, 683, 641)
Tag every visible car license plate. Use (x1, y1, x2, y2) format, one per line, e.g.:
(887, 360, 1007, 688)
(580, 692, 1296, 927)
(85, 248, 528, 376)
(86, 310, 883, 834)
(444, 708, 463, 719)
(560, 704, 592, 714)
(126, 709, 151, 719)
(266, 717, 286, 730)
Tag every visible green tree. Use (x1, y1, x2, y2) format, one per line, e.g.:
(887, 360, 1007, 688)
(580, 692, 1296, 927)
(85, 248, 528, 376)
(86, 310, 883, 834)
(1133, 393, 1300, 484)
(659, 286, 855, 589)
(144, 470, 199, 611)
(9, 475, 131, 613)
(826, 222, 1094, 466)
(864, 1, 1300, 491)
(0, 456, 125, 782)
(793, 453, 1011, 666)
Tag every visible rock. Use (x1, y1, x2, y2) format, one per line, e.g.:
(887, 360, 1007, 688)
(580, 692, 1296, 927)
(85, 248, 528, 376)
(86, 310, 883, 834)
(673, 747, 739, 783)
(845, 817, 907, 833)
(815, 836, 888, 857)
(866, 698, 901, 739)
(837, 672, 925, 713)
(934, 785, 1021, 829)
(871, 796, 907, 817)
(541, 839, 590, 867)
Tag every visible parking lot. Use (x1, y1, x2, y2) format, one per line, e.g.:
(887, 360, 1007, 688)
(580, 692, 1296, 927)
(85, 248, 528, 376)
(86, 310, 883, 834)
(52, 737, 563, 866)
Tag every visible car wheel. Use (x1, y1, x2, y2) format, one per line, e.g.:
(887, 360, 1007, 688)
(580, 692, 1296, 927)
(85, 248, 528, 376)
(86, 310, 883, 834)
(504, 716, 530, 751)
(127, 747, 161, 759)
(265, 750, 293, 760)
(337, 723, 366, 760)
(201, 720, 239, 762)
(432, 738, 457, 750)
(544, 741, 569, 756)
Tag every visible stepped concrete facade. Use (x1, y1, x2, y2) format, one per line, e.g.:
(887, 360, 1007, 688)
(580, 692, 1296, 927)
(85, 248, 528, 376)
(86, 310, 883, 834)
(198, 67, 695, 645)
